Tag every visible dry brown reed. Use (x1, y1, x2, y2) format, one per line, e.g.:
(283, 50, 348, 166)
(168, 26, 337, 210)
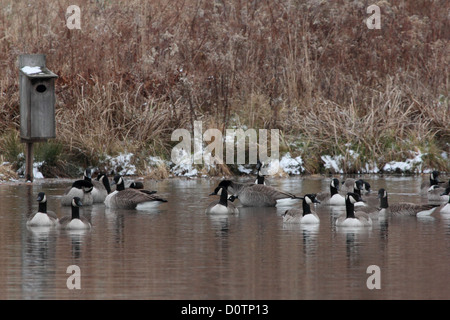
(0, 0, 448, 175)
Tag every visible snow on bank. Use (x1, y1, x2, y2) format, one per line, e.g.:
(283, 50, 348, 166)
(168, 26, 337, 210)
(2, 149, 444, 182)
(320, 149, 380, 174)
(115, 149, 443, 177)
(382, 151, 429, 173)
(145, 152, 306, 177)
(104, 153, 137, 175)
(321, 150, 434, 174)
(278, 153, 305, 175)
(33, 161, 44, 180)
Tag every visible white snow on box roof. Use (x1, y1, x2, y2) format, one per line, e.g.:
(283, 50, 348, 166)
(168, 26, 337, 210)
(21, 66, 42, 74)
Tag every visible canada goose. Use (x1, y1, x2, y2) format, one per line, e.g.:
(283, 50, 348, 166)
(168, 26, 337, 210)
(283, 194, 320, 224)
(61, 179, 94, 206)
(128, 181, 157, 195)
(215, 180, 301, 207)
(81, 168, 92, 181)
(129, 181, 144, 189)
(420, 170, 440, 194)
(335, 193, 372, 227)
(357, 179, 371, 194)
(58, 197, 91, 230)
(104, 175, 167, 209)
(356, 188, 388, 220)
(377, 188, 439, 217)
(27, 192, 58, 227)
(316, 178, 345, 206)
(80, 168, 112, 203)
(205, 186, 239, 215)
(353, 181, 371, 207)
(255, 160, 266, 185)
(354, 180, 381, 207)
(91, 172, 112, 203)
(427, 181, 450, 202)
(437, 187, 450, 214)
(255, 174, 265, 185)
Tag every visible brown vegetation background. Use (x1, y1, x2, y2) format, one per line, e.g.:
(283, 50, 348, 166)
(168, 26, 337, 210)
(0, 0, 449, 176)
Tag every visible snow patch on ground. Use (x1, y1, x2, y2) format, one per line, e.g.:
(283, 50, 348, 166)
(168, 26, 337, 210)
(105, 153, 137, 175)
(382, 151, 428, 173)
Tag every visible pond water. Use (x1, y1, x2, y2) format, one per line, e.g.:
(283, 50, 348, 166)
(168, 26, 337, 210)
(0, 175, 449, 300)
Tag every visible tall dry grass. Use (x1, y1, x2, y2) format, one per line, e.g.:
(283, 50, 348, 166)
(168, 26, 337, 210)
(0, 0, 448, 175)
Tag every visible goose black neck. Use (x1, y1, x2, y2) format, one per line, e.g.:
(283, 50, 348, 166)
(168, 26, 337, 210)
(353, 187, 361, 196)
(380, 195, 389, 209)
(256, 175, 265, 184)
(38, 201, 47, 213)
(302, 199, 311, 215)
(345, 198, 356, 218)
(103, 178, 112, 194)
(71, 206, 80, 220)
(219, 188, 228, 207)
(330, 184, 338, 196)
(116, 181, 125, 191)
(430, 176, 439, 186)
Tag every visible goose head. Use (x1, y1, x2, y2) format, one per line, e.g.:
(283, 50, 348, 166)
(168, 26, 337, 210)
(217, 180, 232, 189)
(83, 168, 92, 181)
(378, 188, 387, 199)
(111, 175, 125, 191)
(304, 194, 321, 205)
(346, 192, 364, 204)
(331, 178, 340, 190)
(357, 179, 371, 193)
(37, 192, 47, 203)
(72, 197, 83, 208)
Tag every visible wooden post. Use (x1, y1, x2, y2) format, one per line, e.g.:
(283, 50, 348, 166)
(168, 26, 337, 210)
(25, 141, 34, 182)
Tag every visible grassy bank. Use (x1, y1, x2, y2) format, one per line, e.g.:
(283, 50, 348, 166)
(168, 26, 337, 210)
(0, 0, 448, 178)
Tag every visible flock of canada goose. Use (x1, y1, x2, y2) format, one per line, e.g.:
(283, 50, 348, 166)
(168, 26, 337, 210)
(26, 168, 167, 230)
(26, 163, 450, 231)
(205, 165, 450, 229)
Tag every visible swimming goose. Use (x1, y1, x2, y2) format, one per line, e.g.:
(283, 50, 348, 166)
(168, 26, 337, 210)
(27, 192, 58, 227)
(58, 197, 91, 230)
(205, 186, 239, 215)
(437, 187, 450, 214)
(129, 181, 144, 189)
(128, 181, 157, 195)
(377, 188, 439, 217)
(357, 179, 371, 194)
(316, 178, 345, 206)
(356, 188, 388, 220)
(335, 193, 372, 227)
(283, 194, 321, 224)
(61, 179, 94, 206)
(215, 180, 301, 207)
(420, 171, 440, 194)
(427, 180, 450, 202)
(255, 160, 266, 185)
(341, 180, 367, 207)
(104, 175, 167, 209)
(255, 173, 266, 185)
(91, 172, 112, 203)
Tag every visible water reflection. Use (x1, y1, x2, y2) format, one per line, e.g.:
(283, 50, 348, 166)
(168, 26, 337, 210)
(208, 214, 232, 236)
(23, 226, 58, 299)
